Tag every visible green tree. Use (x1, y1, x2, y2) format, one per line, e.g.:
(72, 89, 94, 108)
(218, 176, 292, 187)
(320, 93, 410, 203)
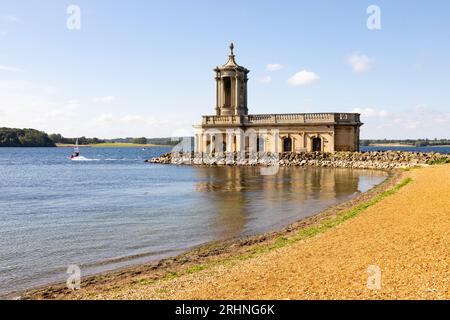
(414, 140, 428, 147)
(132, 137, 147, 144)
(49, 133, 63, 143)
(0, 128, 55, 147)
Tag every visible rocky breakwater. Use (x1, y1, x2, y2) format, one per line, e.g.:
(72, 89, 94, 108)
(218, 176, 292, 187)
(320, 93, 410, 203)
(146, 151, 450, 169)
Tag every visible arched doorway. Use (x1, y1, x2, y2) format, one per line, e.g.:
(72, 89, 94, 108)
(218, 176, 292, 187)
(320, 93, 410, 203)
(312, 137, 322, 152)
(283, 137, 292, 152)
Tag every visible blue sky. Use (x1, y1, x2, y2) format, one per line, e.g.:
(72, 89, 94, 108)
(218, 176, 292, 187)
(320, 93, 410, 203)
(0, 0, 449, 138)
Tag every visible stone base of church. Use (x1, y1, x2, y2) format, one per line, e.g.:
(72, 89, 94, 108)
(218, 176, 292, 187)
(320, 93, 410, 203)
(147, 151, 450, 169)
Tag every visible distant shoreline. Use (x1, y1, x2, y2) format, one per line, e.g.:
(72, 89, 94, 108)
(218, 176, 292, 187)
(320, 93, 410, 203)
(1, 143, 449, 149)
(56, 143, 172, 148)
(368, 143, 450, 147)
(369, 143, 412, 147)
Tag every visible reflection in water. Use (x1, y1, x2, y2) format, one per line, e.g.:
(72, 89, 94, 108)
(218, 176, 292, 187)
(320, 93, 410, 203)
(194, 167, 387, 238)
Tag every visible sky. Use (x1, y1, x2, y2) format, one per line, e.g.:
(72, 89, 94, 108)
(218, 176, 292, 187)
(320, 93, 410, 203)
(0, 0, 449, 139)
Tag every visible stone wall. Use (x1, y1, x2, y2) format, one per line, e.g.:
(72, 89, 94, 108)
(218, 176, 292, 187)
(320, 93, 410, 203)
(147, 151, 450, 169)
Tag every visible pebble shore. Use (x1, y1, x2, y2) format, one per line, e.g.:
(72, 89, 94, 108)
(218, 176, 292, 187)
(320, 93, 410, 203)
(147, 151, 450, 169)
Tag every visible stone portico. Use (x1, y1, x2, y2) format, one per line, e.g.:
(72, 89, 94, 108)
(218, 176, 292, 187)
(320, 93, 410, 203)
(194, 44, 362, 154)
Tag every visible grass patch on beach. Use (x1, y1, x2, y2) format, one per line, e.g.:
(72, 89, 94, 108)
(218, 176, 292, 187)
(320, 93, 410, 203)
(186, 264, 207, 274)
(428, 158, 450, 165)
(402, 166, 422, 172)
(165, 271, 179, 280)
(131, 278, 157, 286)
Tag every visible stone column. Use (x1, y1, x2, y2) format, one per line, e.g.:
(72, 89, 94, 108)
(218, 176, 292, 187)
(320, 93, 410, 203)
(244, 78, 248, 114)
(194, 134, 199, 153)
(211, 134, 215, 153)
(328, 131, 335, 152)
(236, 131, 244, 152)
(218, 79, 222, 110)
(215, 76, 220, 115)
(235, 74, 240, 115)
(202, 134, 208, 154)
(226, 132, 233, 152)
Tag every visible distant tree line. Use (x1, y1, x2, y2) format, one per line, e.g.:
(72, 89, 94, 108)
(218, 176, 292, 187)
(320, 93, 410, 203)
(147, 137, 184, 146)
(131, 137, 148, 144)
(0, 127, 56, 147)
(103, 137, 183, 146)
(51, 135, 185, 146)
(1, 127, 190, 147)
(361, 139, 450, 147)
(48, 134, 105, 145)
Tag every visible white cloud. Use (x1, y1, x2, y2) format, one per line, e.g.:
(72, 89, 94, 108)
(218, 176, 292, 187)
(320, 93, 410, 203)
(393, 118, 420, 130)
(0, 15, 20, 23)
(414, 104, 429, 114)
(359, 104, 450, 138)
(348, 53, 375, 73)
(93, 96, 116, 103)
(414, 105, 450, 125)
(352, 107, 388, 118)
(122, 114, 145, 122)
(0, 64, 21, 72)
(258, 75, 272, 84)
(0, 79, 56, 94)
(90, 113, 184, 138)
(288, 70, 320, 86)
(266, 63, 283, 71)
(96, 114, 114, 122)
(42, 100, 80, 120)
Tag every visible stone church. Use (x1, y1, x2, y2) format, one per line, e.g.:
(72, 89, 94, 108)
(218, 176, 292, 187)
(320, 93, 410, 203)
(194, 44, 362, 154)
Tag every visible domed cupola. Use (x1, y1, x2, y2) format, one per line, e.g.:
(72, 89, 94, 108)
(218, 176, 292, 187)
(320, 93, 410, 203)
(213, 43, 250, 116)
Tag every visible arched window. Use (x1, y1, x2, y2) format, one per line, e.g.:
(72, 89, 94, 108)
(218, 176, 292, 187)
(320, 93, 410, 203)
(283, 137, 292, 152)
(312, 137, 322, 152)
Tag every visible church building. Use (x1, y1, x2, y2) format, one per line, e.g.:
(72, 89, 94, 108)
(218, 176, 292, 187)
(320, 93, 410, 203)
(194, 44, 362, 154)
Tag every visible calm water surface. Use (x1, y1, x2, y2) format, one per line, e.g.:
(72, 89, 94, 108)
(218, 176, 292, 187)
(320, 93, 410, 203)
(0, 147, 387, 296)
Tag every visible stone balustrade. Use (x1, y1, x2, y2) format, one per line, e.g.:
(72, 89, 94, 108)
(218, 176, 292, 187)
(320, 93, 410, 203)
(202, 113, 361, 126)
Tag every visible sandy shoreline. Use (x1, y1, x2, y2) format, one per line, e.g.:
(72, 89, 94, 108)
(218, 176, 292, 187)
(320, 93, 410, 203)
(19, 168, 401, 300)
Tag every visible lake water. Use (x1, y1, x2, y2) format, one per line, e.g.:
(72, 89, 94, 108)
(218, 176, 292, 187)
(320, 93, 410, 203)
(0, 147, 387, 297)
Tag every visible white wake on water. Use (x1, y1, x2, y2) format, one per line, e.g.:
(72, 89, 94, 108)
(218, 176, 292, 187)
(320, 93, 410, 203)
(71, 157, 139, 162)
(71, 156, 100, 161)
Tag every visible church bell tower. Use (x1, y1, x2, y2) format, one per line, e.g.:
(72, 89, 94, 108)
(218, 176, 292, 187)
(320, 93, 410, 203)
(214, 43, 250, 116)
